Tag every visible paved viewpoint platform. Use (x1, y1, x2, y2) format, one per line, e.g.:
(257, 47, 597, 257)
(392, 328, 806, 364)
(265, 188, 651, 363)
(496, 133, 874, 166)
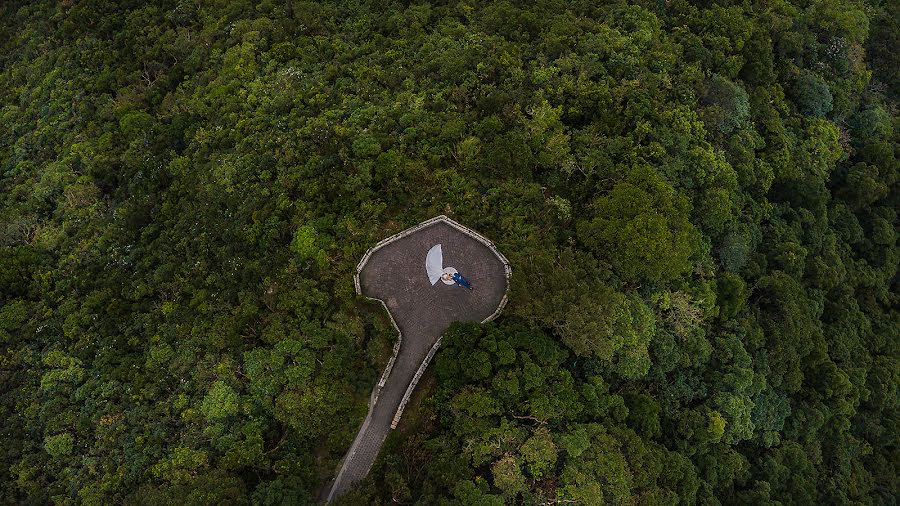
(326, 216, 510, 502)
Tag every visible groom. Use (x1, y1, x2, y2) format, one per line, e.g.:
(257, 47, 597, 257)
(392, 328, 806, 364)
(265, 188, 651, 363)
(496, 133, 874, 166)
(442, 271, 473, 290)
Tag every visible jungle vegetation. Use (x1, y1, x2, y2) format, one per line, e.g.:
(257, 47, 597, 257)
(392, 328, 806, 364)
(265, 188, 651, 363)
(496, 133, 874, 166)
(0, 0, 897, 504)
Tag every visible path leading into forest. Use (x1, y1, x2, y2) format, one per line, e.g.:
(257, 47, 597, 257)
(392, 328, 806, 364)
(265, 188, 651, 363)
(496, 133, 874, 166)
(325, 216, 510, 503)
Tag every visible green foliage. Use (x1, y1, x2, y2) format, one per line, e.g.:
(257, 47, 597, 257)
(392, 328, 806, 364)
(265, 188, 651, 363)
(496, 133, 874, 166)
(151, 447, 210, 483)
(0, 0, 896, 503)
(201, 381, 240, 421)
(701, 74, 751, 134)
(43, 433, 73, 458)
(0, 300, 26, 342)
(559, 287, 655, 377)
(577, 165, 701, 285)
(520, 429, 557, 479)
(401, 322, 703, 503)
(625, 393, 662, 439)
(490, 457, 526, 498)
(716, 272, 748, 319)
(792, 71, 834, 117)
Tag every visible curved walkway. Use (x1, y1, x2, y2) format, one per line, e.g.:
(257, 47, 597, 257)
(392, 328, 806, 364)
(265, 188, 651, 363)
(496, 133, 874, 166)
(325, 216, 510, 502)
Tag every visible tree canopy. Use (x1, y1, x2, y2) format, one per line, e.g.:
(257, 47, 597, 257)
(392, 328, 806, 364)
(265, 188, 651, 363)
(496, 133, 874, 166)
(0, 0, 896, 504)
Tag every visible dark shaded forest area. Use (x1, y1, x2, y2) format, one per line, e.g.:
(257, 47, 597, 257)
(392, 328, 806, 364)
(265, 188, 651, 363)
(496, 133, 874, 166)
(1, 0, 897, 504)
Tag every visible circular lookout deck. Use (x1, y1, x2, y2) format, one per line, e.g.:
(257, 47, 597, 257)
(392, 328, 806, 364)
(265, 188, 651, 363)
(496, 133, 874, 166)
(325, 216, 510, 502)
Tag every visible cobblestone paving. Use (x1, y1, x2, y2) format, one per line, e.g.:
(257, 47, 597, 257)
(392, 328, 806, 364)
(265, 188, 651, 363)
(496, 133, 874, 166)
(326, 219, 508, 502)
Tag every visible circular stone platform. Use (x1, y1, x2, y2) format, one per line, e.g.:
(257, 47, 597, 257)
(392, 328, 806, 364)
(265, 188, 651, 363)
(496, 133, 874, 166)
(325, 216, 510, 502)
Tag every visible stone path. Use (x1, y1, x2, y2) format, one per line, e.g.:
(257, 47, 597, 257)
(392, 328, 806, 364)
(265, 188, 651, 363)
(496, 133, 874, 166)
(325, 216, 510, 502)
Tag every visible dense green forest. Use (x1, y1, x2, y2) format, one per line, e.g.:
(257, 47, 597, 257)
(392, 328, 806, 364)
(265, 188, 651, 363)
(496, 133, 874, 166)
(1, 0, 897, 504)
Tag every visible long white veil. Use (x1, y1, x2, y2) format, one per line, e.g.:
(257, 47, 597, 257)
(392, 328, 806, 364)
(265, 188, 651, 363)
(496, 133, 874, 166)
(426, 244, 443, 285)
